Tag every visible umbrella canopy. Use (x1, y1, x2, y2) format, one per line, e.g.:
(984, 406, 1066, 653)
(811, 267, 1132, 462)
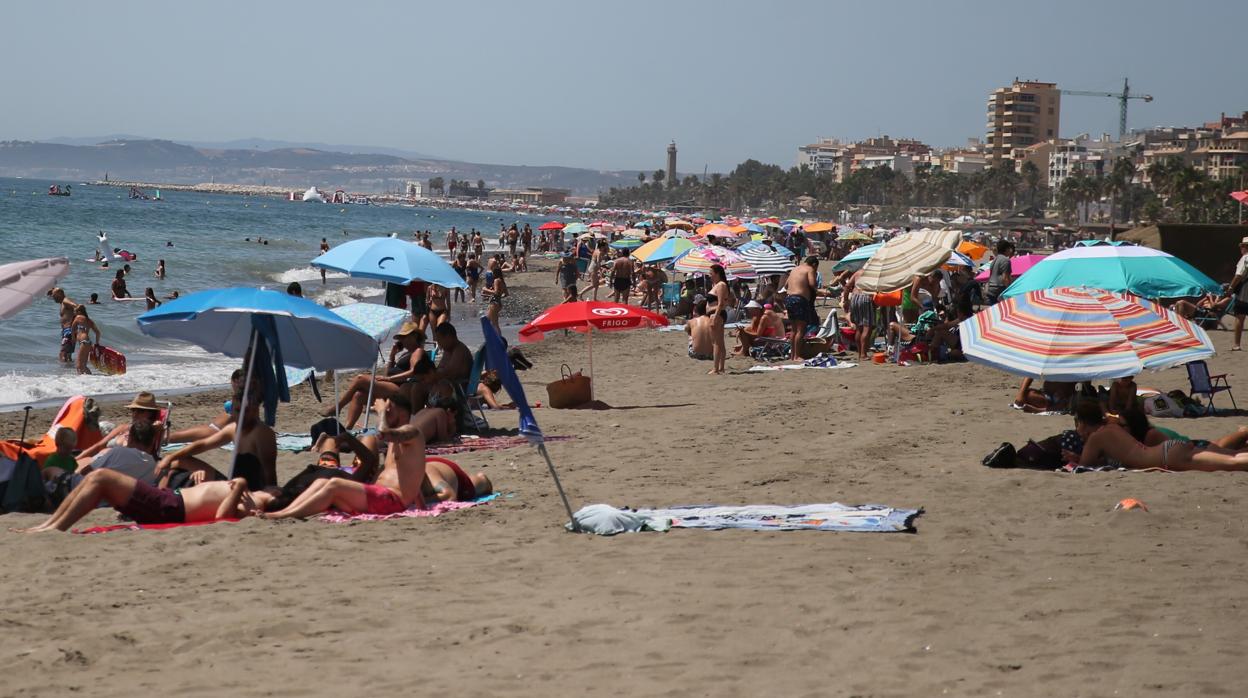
(739, 245, 796, 276)
(634, 220, 653, 228)
(942, 251, 976, 269)
(854, 229, 959, 293)
(621, 228, 648, 238)
(830, 242, 883, 272)
(664, 219, 694, 230)
(631, 236, 697, 263)
(805, 222, 835, 233)
(0, 257, 69, 320)
(1000, 245, 1219, 300)
(519, 301, 669, 341)
(284, 302, 410, 386)
(670, 245, 756, 279)
(742, 222, 766, 234)
(538, 221, 565, 231)
(136, 287, 377, 370)
(960, 287, 1216, 381)
(563, 222, 589, 235)
(609, 238, 643, 250)
(1075, 239, 1126, 247)
(696, 223, 734, 237)
(739, 240, 796, 258)
(837, 230, 874, 242)
(1230, 191, 1248, 204)
(312, 237, 466, 288)
(974, 253, 1047, 282)
(957, 240, 989, 261)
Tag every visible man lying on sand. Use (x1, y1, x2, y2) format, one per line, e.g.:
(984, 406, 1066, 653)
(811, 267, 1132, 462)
(14, 473, 262, 533)
(259, 394, 427, 519)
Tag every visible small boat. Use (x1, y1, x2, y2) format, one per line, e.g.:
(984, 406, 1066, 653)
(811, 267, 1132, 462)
(48, 184, 71, 196)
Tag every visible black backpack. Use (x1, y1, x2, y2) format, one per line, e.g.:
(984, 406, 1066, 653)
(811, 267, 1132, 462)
(0, 453, 47, 514)
(982, 442, 1017, 469)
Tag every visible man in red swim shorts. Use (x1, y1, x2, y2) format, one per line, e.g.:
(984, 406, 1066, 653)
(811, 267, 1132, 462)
(259, 393, 428, 519)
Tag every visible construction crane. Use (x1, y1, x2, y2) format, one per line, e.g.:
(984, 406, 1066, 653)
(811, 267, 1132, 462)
(1060, 78, 1153, 140)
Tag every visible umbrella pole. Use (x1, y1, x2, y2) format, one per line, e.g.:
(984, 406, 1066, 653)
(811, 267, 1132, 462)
(333, 372, 340, 432)
(537, 441, 580, 532)
(230, 328, 260, 478)
(361, 352, 379, 431)
(587, 329, 595, 402)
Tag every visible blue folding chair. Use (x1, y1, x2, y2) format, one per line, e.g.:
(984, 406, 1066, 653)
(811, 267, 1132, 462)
(1186, 360, 1236, 414)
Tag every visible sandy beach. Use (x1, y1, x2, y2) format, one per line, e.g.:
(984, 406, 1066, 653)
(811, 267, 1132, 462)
(2, 259, 1247, 697)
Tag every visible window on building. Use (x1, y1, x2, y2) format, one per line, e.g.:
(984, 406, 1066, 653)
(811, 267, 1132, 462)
(1048, 107, 1054, 115)
(1047, 129, 1053, 137)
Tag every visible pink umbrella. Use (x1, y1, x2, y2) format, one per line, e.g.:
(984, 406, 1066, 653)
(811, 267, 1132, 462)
(975, 254, 1047, 282)
(1231, 191, 1248, 204)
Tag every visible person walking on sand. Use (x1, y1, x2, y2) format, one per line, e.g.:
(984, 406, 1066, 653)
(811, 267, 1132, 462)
(784, 256, 820, 360)
(610, 248, 635, 304)
(1230, 236, 1248, 351)
(48, 287, 78, 363)
(556, 253, 579, 303)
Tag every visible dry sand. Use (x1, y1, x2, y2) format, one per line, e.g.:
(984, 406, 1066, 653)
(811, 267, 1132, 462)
(3, 262, 1248, 696)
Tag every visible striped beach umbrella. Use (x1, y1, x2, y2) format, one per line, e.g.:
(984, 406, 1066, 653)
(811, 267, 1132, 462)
(739, 245, 795, 276)
(854, 229, 959, 293)
(830, 242, 883, 272)
(960, 287, 1216, 381)
(631, 236, 697, 264)
(609, 238, 643, 250)
(1000, 245, 1219, 300)
(670, 245, 756, 279)
(563, 222, 589, 235)
(739, 240, 796, 258)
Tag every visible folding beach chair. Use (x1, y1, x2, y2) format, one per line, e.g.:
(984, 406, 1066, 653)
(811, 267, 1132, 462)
(457, 347, 490, 433)
(1186, 360, 1236, 414)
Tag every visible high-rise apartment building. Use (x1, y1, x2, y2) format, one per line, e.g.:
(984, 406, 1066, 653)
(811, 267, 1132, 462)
(986, 80, 1061, 166)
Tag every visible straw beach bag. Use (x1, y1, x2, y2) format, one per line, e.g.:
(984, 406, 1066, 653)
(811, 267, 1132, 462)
(546, 364, 591, 409)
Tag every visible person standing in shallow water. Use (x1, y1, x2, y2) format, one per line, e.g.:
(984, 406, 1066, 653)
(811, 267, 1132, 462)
(319, 238, 330, 283)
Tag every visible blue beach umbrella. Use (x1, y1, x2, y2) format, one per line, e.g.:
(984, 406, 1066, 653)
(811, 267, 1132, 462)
(312, 237, 466, 289)
(742, 222, 766, 234)
(563, 222, 589, 235)
(830, 242, 883, 272)
(137, 287, 377, 477)
(1000, 245, 1219, 300)
(739, 240, 795, 258)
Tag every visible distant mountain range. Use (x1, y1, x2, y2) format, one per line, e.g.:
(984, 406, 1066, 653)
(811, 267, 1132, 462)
(43, 135, 440, 160)
(0, 138, 646, 195)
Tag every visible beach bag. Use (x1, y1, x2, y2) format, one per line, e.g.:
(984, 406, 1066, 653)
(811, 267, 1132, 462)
(873, 289, 903, 307)
(0, 453, 46, 514)
(982, 442, 1016, 469)
(546, 364, 591, 409)
(1143, 394, 1184, 418)
(1016, 438, 1062, 470)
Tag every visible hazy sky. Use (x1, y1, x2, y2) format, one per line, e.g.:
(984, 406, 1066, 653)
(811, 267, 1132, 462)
(2, 0, 1245, 173)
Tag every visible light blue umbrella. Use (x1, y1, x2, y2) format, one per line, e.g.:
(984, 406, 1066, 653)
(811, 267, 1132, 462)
(1001, 245, 1219, 300)
(563, 222, 589, 235)
(739, 240, 795, 258)
(285, 303, 410, 386)
(138, 287, 377, 477)
(830, 242, 883, 272)
(312, 237, 466, 288)
(742, 222, 766, 234)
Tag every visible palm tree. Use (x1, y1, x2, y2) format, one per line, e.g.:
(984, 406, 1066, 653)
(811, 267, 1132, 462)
(653, 170, 666, 188)
(1020, 161, 1042, 210)
(637, 172, 646, 186)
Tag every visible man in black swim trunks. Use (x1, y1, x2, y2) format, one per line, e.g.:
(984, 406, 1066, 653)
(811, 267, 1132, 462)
(610, 249, 634, 305)
(48, 287, 78, 363)
(783, 256, 820, 360)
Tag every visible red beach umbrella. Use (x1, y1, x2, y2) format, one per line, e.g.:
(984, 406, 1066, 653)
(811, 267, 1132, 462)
(1231, 191, 1248, 204)
(538, 221, 565, 231)
(518, 301, 668, 402)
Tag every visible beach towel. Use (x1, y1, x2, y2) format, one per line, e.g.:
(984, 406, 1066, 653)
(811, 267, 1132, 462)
(163, 433, 312, 454)
(427, 434, 573, 455)
(73, 518, 241, 535)
(569, 503, 920, 535)
(319, 493, 499, 523)
(747, 362, 857, 372)
(1008, 402, 1067, 416)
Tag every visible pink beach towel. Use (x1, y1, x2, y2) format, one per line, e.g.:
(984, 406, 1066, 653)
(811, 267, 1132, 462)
(318, 493, 500, 523)
(427, 435, 573, 455)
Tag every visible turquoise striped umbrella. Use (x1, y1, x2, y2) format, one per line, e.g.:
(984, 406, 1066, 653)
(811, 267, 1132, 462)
(1001, 245, 1218, 300)
(960, 287, 1215, 381)
(830, 242, 883, 272)
(563, 222, 589, 235)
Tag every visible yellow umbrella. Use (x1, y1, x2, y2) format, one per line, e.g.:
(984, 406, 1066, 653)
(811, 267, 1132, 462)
(805, 222, 835, 233)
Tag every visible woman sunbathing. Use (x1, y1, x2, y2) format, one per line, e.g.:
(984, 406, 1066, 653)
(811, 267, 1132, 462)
(323, 324, 428, 429)
(1068, 400, 1248, 471)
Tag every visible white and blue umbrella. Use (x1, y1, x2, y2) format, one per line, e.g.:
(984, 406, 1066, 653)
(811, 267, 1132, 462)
(739, 240, 795, 258)
(312, 236, 466, 288)
(1000, 245, 1219, 300)
(738, 245, 795, 276)
(285, 302, 410, 386)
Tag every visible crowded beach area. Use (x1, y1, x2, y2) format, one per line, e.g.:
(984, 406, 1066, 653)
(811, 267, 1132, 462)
(3, 208, 1248, 695)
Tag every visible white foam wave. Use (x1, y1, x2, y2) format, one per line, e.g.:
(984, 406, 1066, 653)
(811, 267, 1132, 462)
(312, 285, 384, 308)
(0, 355, 239, 409)
(272, 267, 347, 283)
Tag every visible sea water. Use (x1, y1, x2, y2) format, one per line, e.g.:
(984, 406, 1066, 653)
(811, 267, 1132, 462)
(0, 177, 552, 409)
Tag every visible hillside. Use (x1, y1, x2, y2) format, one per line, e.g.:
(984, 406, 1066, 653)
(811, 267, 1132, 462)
(0, 138, 643, 195)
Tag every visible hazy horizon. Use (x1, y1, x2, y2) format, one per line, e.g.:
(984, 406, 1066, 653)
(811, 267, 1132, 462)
(2, 0, 1245, 174)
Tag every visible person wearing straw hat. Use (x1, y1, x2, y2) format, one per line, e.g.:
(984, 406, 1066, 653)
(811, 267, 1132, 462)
(1230, 237, 1248, 350)
(74, 392, 165, 464)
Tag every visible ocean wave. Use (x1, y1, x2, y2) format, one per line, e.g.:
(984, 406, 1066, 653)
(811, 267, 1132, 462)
(312, 285, 384, 308)
(0, 355, 239, 409)
(272, 266, 347, 284)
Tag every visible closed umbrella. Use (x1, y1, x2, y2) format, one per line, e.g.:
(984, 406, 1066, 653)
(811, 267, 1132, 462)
(0, 257, 70, 320)
(854, 229, 960, 293)
(1000, 245, 1219, 300)
(312, 237, 466, 288)
(959, 287, 1215, 381)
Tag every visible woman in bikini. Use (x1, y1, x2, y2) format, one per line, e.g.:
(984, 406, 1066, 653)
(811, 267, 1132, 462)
(482, 265, 507, 338)
(427, 284, 450, 329)
(705, 264, 735, 375)
(322, 323, 428, 429)
(71, 306, 101, 375)
(1069, 399, 1248, 471)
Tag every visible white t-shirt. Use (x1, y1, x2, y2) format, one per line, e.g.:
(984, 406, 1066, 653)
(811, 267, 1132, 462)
(1236, 254, 1248, 302)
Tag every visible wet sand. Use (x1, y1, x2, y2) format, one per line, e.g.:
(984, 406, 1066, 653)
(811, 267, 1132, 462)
(2, 260, 1248, 696)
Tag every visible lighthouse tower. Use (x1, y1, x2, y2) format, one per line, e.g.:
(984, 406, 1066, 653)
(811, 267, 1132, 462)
(666, 141, 677, 187)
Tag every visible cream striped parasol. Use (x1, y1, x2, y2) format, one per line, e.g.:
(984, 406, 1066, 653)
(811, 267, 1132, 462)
(853, 229, 960, 293)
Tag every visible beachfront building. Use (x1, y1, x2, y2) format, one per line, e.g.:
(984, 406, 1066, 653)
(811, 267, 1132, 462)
(797, 138, 851, 180)
(1046, 134, 1122, 192)
(1193, 130, 1248, 182)
(406, 181, 426, 198)
(487, 187, 570, 205)
(936, 139, 990, 174)
(986, 79, 1061, 166)
(797, 136, 931, 182)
